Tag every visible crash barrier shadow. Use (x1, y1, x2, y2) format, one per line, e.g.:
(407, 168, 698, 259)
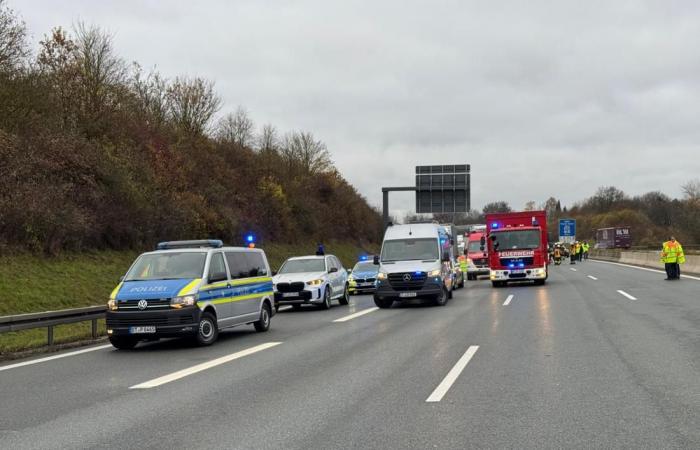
(590, 249, 700, 276)
(0, 306, 105, 346)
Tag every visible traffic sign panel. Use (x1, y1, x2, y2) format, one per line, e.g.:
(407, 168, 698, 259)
(559, 219, 576, 242)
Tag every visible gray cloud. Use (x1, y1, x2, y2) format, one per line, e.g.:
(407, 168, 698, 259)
(14, 0, 700, 217)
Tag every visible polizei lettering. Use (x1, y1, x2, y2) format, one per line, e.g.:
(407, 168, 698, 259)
(128, 286, 168, 293)
(498, 250, 535, 258)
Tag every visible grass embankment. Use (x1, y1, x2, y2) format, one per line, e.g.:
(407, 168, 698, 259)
(0, 242, 377, 354)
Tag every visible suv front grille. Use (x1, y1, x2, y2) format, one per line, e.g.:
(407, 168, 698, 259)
(388, 272, 427, 291)
(276, 282, 306, 293)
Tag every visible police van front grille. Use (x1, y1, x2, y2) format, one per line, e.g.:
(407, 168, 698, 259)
(388, 272, 426, 291)
(118, 298, 171, 310)
(276, 282, 305, 293)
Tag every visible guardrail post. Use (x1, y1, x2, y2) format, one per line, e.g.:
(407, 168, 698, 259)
(48, 325, 54, 346)
(91, 319, 98, 339)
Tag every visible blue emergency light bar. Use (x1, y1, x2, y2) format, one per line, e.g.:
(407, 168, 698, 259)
(491, 222, 499, 229)
(246, 234, 255, 243)
(156, 239, 224, 250)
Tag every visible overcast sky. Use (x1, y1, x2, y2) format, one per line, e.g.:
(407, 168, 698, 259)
(13, 0, 700, 216)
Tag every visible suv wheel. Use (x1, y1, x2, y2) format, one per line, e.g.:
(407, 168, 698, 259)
(433, 285, 448, 306)
(374, 295, 393, 309)
(339, 284, 350, 305)
(109, 336, 138, 350)
(254, 303, 271, 332)
(194, 311, 218, 346)
(320, 288, 331, 310)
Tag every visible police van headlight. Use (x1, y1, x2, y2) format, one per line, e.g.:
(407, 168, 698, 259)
(377, 271, 388, 280)
(107, 299, 118, 311)
(170, 295, 196, 309)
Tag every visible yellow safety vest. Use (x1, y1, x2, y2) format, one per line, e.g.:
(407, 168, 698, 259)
(458, 256, 468, 272)
(660, 241, 685, 264)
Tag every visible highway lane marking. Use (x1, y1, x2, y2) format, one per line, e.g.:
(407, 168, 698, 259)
(426, 345, 479, 403)
(570, 268, 577, 272)
(617, 290, 637, 301)
(503, 295, 514, 306)
(0, 344, 112, 372)
(130, 342, 282, 389)
(333, 307, 379, 322)
(591, 259, 700, 281)
(278, 306, 292, 312)
(587, 275, 598, 280)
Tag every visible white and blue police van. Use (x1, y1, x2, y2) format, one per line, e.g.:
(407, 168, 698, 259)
(106, 240, 274, 349)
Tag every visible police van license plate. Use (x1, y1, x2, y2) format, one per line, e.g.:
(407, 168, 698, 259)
(282, 292, 298, 298)
(129, 326, 156, 334)
(399, 292, 417, 298)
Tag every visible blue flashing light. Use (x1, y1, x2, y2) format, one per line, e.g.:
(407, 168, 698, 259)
(440, 238, 446, 245)
(508, 263, 515, 268)
(246, 234, 255, 243)
(415, 271, 423, 276)
(492, 222, 499, 229)
(518, 263, 525, 268)
(360, 255, 368, 261)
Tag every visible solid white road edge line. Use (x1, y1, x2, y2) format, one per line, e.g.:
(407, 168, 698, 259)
(587, 275, 598, 280)
(0, 344, 112, 372)
(426, 345, 479, 403)
(503, 295, 514, 306)
(617, 290, 637, 301)
(590, 259, 700, 281)
(130, 342, 282, 389)
(333, 307, 379, 323)
(570, 268, 577, 271)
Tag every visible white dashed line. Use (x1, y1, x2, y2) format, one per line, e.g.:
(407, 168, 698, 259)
(570, 268, 577, 272)
(0, 344, 112, 372)
(617, 290, 637, 301)
(333, 307, 379, 323)
(503, 295, 514, 306)
(130, 342, 282, 389)
(587, 275, 598, 280)
(426, 345, 479, 402)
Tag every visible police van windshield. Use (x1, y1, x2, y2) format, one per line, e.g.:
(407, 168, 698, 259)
(492, 230, 540, 250)
(124, 252, 207, 281)
(279, 258, 326, 274)
(353, 261, 377, 273)
(381, 238, 439, 262)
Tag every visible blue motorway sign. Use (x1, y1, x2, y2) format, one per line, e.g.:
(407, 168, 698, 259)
(559, 219, 576, 240)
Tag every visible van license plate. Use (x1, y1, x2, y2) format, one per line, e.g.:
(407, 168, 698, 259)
(282, 293, 298, 298)
(399, 292, 417, 298)
(129, 326, 156, 334)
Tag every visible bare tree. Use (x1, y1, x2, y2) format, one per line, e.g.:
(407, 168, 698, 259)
(483, 201, 512, 214)
(216, 106, 254, 146)
(281, 131, 332, 175)
(524, 200, 536, 211)
(257, 123, 279, 152)
(130, 63, 168, 126)
(166, 76, 221, 135)
(0, 0, 28, 72)
(682, 179, 700, 201)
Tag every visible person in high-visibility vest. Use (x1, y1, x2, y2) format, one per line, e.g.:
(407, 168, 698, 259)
(582, 241, 590, 260)
(575, 241, 582, 262)
(660, 237, 685, 280)
(570, 243, 577, 265)
(458, 254, 468, 277)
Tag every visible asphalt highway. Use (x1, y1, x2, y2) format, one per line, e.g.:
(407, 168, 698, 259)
(1, 260, 699, 449)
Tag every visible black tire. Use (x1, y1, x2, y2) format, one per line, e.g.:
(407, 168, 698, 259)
(274, 303, 279, 313)
(254, 303, 271, 332)
(320, 288, 331, 310)
(339, 284, 350, 305)
(194, 311, 218, 346)
(434, 285, 449, 306)
(374, 295, 393, 309)
(447, 285, 454, 299)
(492, 280, 505, 288)
(109, 336, 138, 350)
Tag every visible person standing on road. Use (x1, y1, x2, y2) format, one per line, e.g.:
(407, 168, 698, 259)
(583, 241, 590, 260)
(570, 242, 576, 265)
(660, 237, 685, 280)
(458, 253, 468, 278)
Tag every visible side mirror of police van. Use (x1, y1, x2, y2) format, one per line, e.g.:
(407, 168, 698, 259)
(328, 267, 338, 273)
(209, 272, 227, 283)
(442, 251, 450, 262)
(373, 255, 380, 265)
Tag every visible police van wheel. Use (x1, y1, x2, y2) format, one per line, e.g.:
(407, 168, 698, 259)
(195, 312, 218, 346)
(109, 336, 138, 350)
(320, 288, 331, 310)
(339, 284, 350, 305)
(254, 303, 271, 332)
(434, 286, 449, 306)
(374, 296, 393, 309)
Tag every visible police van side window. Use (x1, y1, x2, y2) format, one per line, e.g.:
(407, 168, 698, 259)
(244, 252, 267, 277)
(208, 253, 228, 281)
(225, 252, 248, 280)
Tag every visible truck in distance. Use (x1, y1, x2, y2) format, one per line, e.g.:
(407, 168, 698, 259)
(595, 227, 631, 249)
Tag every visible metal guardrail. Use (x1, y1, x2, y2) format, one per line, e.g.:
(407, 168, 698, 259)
(0, 305, 106, 346)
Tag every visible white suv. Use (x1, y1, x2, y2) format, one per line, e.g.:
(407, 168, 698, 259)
(273, 255, 349, 310)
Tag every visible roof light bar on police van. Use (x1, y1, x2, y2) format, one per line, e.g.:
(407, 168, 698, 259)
(156, 239, 224, 250)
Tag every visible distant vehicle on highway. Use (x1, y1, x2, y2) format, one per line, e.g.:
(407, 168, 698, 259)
(596, 227, 632, 249)
(373, 223, 454, 308)
(348, 260, 379, 295)
(106, 240, 274, 349)
(465, 228, 489, 280)
(273, 255, 349, 310)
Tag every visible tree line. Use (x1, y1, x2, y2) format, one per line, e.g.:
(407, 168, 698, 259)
(0, 2, 382, 254)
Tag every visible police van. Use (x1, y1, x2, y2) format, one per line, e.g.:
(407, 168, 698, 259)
(106, 240, 274, 349)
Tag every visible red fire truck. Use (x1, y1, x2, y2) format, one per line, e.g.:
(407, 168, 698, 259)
(485, 211, 548, 287)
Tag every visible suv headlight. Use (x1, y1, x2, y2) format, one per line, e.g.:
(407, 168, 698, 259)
(428, 269, 441, 277)
(170, 295, 196, 309)
(108, 299, 117, 311)
(306, 279, 323, 286)
(377, 271, 388, 280)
